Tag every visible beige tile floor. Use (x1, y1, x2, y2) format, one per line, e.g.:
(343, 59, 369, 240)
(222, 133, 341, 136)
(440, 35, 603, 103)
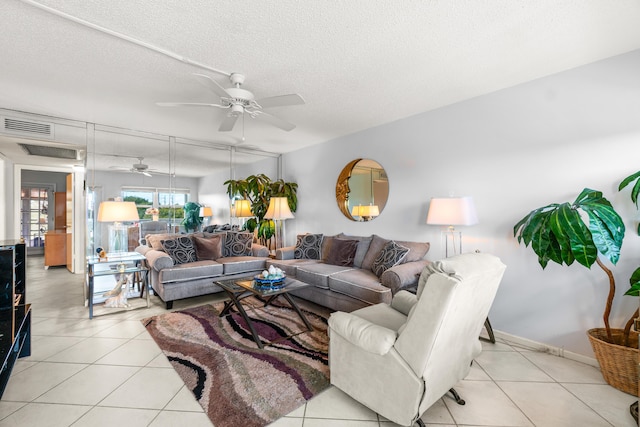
(0, 255, 636, 427)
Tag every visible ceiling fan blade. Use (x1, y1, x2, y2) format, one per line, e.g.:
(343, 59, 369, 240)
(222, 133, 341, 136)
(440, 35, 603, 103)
(192, 73, 230, 98)
(156, 102, 227, 108)
(256, 94, 305, 109)
(142, 171, 152, 177)
(108, 166, 131, 171)
(253, 111, 296, 131)
(219, 114, 240, 132)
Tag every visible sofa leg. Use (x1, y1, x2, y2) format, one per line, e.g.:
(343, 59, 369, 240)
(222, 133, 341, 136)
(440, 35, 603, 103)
(166, 301, 173, 310)
(449, 388, 465, 405)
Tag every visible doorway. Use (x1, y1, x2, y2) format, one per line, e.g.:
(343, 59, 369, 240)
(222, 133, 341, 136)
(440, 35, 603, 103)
(20, 183, 54, 256)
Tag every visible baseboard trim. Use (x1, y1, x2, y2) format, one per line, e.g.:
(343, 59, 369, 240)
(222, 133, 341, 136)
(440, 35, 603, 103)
(493, 330, 599, 368)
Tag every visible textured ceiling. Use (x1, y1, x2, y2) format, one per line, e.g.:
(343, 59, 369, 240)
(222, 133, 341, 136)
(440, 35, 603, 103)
(1, 0, 640, 172)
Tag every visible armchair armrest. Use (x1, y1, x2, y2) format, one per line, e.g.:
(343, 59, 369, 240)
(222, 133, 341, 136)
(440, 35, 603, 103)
(328, 312, 397, 355)
(390, 290, 418, 316)
(381, 260, 431, 294)
(276, 245, 296, 260)
(251, 243, 269, 257)
(144, 249, 174, 272)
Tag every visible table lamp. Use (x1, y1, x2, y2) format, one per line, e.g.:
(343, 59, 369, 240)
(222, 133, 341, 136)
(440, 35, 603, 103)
(199, 206, 213, 227)
(232, 199, 253, 228)
(351, 204, 380, 221)
(97, 199, 140, 253)
(426, 196, 478, 257)
(264, 197, 294, 253)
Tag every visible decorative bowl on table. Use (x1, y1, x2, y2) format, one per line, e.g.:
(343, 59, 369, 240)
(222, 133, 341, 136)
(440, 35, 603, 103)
(253, 275, 286, 290)
(254, 266, 286, 290)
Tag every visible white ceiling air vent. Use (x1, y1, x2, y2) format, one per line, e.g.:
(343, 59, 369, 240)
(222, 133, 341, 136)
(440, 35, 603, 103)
(1, 116, 54, 139)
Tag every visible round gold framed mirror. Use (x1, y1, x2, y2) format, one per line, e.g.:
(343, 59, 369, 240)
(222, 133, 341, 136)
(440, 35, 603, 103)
(336, 159, 388, 221)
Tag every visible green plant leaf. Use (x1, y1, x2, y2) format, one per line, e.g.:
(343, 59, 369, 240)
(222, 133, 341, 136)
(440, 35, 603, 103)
(548, 204, 577, 266)
(554, 203, 595, 267)
(625, 267, 640, 296)
(619, 170, 640, 207)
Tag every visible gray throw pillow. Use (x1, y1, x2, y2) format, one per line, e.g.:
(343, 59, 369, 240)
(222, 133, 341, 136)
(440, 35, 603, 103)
(361, 234, 390, 271)
(396, 240, 430, 263)
(223, 231, 253, 257)
(340, 234, 372, 268)
(325, 238, 359, 267)
(294, 233, 323, 259)
(372, 240, 409, 277)
(191, 234, 223, 260)
(161, 236, 197, 265)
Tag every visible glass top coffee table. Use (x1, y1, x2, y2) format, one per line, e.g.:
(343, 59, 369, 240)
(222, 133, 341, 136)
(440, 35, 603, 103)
(215, 276, 313, 349)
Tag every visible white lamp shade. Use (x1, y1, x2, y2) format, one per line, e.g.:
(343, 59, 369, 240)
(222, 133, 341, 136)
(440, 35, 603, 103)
(233, 199, 253, 217)
(264, 197, 294, 220)
(426, 196, 478, 226)
(97, 201, 140, 222)
(360, 205, 379, 217)
(199, 206, 213, 217)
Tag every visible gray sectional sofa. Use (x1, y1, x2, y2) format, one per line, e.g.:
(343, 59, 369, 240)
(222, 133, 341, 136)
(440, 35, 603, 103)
(267, 233, 431, 312)
(136, 230, 430, 313)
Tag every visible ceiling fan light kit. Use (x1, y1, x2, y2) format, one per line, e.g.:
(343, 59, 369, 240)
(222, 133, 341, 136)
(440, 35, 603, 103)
(157, 72, 304, 133)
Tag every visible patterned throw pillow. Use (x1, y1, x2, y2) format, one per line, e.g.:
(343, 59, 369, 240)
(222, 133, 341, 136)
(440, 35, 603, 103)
(161, 236, 197, 265)
(325, 238, 359, 267)
(191, 234, 223, 260)
(223, 231, 253, 257)
(372, 240, 410, 277)
(294, 233, 323, 259)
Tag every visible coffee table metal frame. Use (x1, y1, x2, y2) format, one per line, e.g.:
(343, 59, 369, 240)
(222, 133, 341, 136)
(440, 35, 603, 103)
(215, 276, 313, 349)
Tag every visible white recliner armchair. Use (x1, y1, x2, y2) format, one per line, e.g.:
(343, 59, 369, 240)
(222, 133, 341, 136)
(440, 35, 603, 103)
(328, 252, 506, 427)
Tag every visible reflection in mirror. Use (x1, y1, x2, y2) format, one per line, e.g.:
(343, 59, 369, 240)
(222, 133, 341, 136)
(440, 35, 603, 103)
(85, 122, 281, 255)
(336, 159, 388, 221)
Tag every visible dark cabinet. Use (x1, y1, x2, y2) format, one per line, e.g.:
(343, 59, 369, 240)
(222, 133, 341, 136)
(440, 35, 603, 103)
(0, 242, 31, 398)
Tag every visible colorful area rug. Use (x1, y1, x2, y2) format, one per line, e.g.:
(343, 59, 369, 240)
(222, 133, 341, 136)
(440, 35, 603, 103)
(142, 297, 330, 427)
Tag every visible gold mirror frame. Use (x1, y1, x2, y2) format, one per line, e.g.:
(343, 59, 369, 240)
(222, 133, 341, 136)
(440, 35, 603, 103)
(336, 159, 388, 221)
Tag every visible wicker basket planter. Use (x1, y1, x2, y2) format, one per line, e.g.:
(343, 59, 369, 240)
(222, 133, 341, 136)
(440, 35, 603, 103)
(587, 328, 639, 396)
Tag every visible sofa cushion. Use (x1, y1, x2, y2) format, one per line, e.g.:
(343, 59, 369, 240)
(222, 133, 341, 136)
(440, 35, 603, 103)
(396, 240, 430, 263)
(340, 234, 372, 268)
(192, 234, 223, 260)
(296, 263, 353, 289)
(147, 233, 182, 251)
(159, 260, 223, 283)
(361, 234, 390, 271)
(161, 236, 197, 265)
(328, 269, 393, 305)
(372, 241, 410, 277)
(325, 238, 359, 267)
(320, 234, 342, 262)
(294, 233, 323, 259)
(266, 258, 320, 277)
(223, 231, 253, 257)
(216, 256, 267, 275)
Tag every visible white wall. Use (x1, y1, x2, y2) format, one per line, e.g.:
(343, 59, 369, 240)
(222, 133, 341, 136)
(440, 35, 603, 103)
(283, 49, 640, 357)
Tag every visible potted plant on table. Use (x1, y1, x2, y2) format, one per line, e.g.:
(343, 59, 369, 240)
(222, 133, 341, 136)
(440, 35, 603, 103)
(513, 186, 638, 395)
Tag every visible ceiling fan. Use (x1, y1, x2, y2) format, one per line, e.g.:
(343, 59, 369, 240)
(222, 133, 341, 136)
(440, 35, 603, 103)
(156, 73, 305, 132)
(109, 157, 168, 177)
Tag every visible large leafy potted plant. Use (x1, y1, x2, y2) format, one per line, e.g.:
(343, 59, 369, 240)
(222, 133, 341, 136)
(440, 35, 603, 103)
(514, 187, 638, 395)
(224, 174, 297, 246)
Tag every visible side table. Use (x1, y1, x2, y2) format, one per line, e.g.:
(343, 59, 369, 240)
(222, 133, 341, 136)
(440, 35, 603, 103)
(86, 252, 149, 319)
